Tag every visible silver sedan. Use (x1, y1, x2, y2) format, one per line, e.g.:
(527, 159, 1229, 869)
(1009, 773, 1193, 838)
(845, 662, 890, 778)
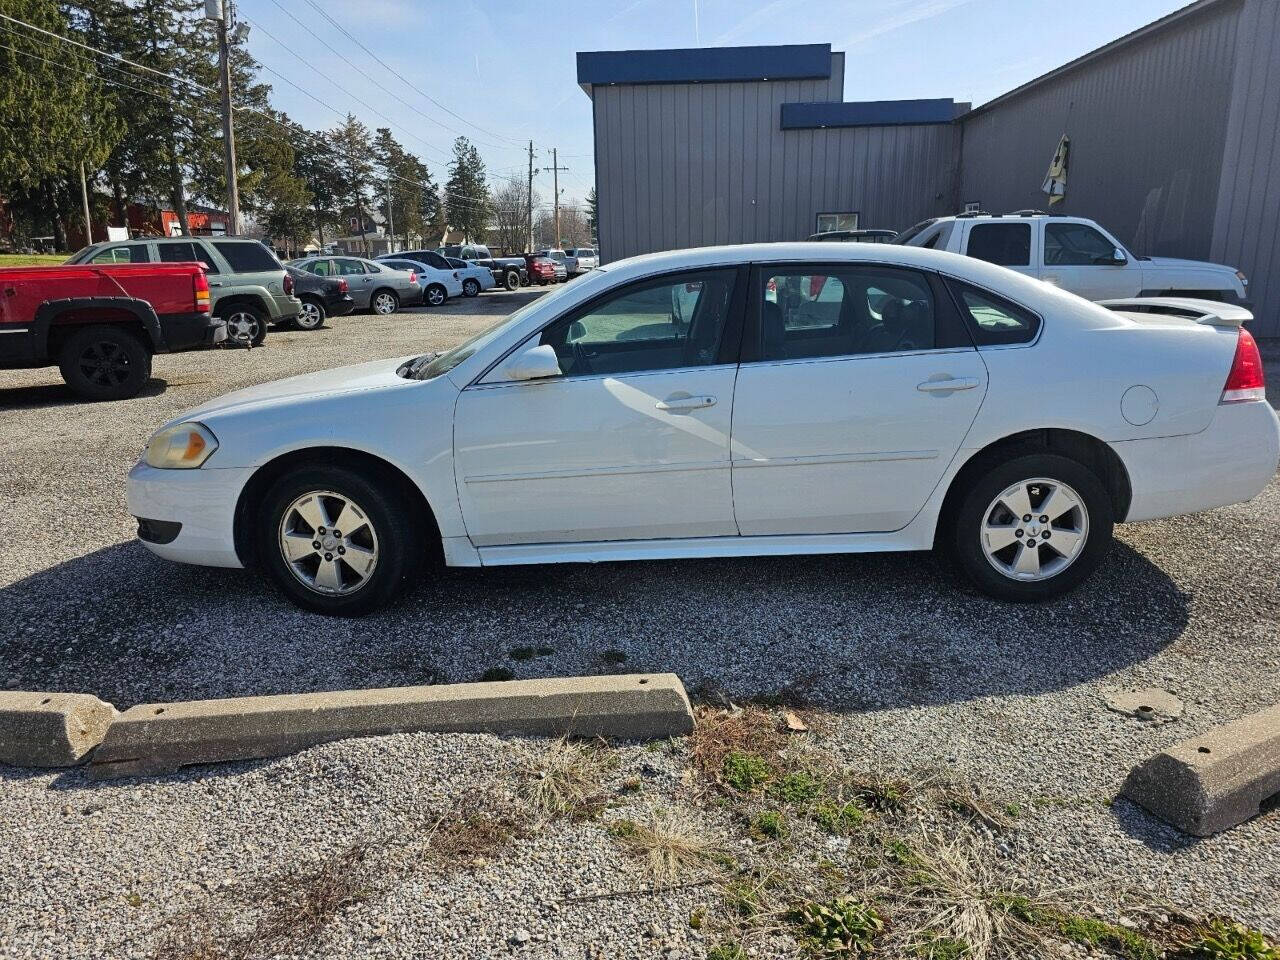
(288, 256, 423, 315)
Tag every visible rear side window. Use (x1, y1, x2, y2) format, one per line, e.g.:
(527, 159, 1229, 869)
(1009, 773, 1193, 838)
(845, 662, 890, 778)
(211, 240, 281, 273)
(758, 266, 938, 360)
(966, 223, 1031, 266)
(947, 281, 1040, 346)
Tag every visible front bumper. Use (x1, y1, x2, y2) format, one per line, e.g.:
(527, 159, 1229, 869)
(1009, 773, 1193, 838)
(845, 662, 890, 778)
(127, 460, 254, 568)
(1115, 400, 1280, 522)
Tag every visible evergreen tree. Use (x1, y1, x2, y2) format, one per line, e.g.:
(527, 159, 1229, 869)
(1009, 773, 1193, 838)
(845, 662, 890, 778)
(329, 114, 374, 252)
(445, 136, 490, 242)
(586, 187, 597, 240)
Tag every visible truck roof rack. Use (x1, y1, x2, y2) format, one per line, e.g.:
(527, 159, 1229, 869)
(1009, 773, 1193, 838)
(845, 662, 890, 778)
(1008, 209, 1047, 217)
(955, 210, 990, 218)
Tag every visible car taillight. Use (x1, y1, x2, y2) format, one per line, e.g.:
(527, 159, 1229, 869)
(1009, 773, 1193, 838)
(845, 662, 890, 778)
(193, 270, 210, 313)
(283, 272, 294, 295)
(409, 270, 417, 284)
(1220, 327, 1266, 403)
(337, 278, 348, 293)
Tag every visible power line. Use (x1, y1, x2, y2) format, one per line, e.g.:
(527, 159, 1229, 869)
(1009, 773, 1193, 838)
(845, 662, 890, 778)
(296, 0, 525, 150)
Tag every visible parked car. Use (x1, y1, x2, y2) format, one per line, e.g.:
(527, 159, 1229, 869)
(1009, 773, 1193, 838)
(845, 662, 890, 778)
(895, 213, 1250, 304)
(127, 242, 1278, 615)
(67, 237, 300, 347)
(375, 255, 461, 307)
(288, 256, 422, 314)
(535, 249, 570, 282)
(285, 266, 354, 330)
(564, 247, 599, 275)
(806, 229, 898, 243)
(0, 260, 223, 400)
(436, 243, 526, 290)
(524, 253, 558, 285)
(443, 257, 495, 297)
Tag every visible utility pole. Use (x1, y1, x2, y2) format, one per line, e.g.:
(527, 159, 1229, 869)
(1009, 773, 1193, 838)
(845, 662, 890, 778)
(525, 140, 534, 253)
(386, 184, 394, 253)
(78, 162, 92, 246)
(211, 0, 241, 235)
(543, 149, 569, 247)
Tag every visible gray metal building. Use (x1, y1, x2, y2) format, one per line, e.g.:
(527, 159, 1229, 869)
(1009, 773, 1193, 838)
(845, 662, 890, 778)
(578, 0, 1280, 336)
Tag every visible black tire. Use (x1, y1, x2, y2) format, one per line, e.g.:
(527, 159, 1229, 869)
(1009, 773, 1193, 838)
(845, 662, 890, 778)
(370, 288, 399, 315)
(295, 297, 327, 330)
(423, 284, 447, 307)
(57, 324, 152, 401)
(503, 270, 520, 292)
(221, 304, 268, 346)
(462, 278, 480, 298)
(258, 464, 425, 616)
(945, 453, 1114, 603)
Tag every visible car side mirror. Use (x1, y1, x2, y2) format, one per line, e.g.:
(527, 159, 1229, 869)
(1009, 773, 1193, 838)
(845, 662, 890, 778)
(1095, 248, 1127, 265)
(500, 343, 561, 381)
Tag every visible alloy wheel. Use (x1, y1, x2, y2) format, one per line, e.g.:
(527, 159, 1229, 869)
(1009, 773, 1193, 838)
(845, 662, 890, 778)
(77, 340, 132, 386)
(297, 301, 323, 329)
(373, 292, 397, 314)
(426, 287, 444, 306)
(226, 311, 261, 343)
(278, 490, 380, 596)
(980, 477, 1089, 582)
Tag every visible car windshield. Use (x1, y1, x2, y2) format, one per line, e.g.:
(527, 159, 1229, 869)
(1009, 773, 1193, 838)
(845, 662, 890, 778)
(891, 219, 939, 244)
(398, 282, 582, 381)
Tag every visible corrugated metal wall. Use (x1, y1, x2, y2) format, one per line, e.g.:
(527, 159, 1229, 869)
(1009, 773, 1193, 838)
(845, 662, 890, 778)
(958, 1, 1241, 265)
(1211, 0, 1280, 337)
(593, 53, 959, 262)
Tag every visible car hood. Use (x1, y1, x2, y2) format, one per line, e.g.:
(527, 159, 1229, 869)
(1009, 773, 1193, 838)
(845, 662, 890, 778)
(175, 355, 417, 423)
(1142, 256, 1236, 274)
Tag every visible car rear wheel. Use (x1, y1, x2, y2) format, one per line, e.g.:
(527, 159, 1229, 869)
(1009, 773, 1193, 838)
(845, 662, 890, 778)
(503, 270, 520, 291)
(371, 289, 399, 315)
(295, 298, 326, 330)
(462, 278, 480, 297)
(58, 324, 152, 401)
(424, 284, 446, 307)
(258, 465, 424, 616)
(222, 305, 267, 346)
(946, 453, 1114, 602)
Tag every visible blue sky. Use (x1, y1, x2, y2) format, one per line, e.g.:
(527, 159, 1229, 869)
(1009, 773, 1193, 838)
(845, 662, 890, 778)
(242, 0, 1190, 210)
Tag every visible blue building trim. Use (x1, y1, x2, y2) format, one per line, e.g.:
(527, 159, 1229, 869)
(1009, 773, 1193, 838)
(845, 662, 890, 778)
(577, 44, 831, 88)
(780, 98, 959, 129)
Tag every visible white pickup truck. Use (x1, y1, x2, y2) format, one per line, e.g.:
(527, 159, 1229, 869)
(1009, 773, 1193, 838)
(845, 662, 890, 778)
(897, 213, 1249, 306)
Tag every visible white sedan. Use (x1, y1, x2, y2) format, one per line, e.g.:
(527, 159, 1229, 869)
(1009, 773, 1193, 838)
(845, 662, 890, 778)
(375, 256, 461, 307)
(128, 244, 1278, 615)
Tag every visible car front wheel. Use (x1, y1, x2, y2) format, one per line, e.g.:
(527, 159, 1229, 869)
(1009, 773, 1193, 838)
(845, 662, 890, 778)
(946, 453, 1113, 602)
(258, 465, 424, 615)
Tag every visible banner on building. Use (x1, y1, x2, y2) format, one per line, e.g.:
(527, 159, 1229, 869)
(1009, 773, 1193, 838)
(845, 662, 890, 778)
(1042, 135, 1070, 205)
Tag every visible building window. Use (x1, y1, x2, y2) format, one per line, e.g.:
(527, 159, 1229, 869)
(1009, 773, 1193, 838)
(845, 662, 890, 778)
(816, 212, 859, 234)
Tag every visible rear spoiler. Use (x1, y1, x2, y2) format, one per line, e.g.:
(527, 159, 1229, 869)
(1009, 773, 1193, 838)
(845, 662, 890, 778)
(1096, 297, 1253, 328)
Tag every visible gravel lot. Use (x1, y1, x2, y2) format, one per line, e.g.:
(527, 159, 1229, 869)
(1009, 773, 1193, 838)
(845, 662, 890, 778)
(1, 296, 1278, 958)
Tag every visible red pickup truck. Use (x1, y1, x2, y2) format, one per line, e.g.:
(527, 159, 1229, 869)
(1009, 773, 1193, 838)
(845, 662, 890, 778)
(0, 262, 225, 401)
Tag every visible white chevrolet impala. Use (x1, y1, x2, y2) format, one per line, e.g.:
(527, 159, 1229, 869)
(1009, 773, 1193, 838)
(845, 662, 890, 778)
(129, 244, 1279, 615)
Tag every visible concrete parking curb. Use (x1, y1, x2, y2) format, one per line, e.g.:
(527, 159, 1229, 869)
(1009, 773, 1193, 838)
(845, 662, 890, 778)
(0, 691, 117, 767)
(1121, 702, 1280, 836)
(90, 673, 694, 779)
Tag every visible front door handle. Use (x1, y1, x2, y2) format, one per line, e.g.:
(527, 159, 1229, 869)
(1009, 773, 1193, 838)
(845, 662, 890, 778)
(656, 394, 716, 412)
(917, 377, 979, 393)
(209, 280, 223, 287)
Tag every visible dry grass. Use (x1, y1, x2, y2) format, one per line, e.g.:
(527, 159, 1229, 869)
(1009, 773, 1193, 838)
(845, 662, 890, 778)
(608, 807, 728, 882)
(151, 845, 373, 960)
(689, 706, 788, 788)
(521, 736, 615, 821)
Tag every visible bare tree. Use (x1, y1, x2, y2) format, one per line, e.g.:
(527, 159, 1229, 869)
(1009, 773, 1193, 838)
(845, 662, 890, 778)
(491, 180, 536, 255)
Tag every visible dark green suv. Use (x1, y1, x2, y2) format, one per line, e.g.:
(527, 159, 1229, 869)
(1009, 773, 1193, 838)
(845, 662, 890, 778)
(68, 237, 301, 345)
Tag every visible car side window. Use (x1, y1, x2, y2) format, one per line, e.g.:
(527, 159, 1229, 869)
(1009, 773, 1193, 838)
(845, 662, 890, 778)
(425, 252, 450, 269)
(89, 245, 148, 264)
(966, 223, 1031, 266)
(156, 241, 202, 264)
(1044, 223, 1117, 266)
(308, 259, 331, 276)
(946, 280, 1041, 346)
(337, 259, 367, 276)
(758, 266, 937, 361)
(537, 269, 737, 378)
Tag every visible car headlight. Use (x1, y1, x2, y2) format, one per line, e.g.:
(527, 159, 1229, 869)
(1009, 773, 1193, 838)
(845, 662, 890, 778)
(145, 422, 219, 469)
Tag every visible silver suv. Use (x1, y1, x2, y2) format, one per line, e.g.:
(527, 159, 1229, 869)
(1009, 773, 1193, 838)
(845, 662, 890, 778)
(68, 237, 300, 346)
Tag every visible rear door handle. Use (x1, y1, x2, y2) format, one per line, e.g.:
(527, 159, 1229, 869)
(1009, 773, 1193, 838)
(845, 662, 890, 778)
(656, 394, 716, 412)
(917, 377, 979, 393)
